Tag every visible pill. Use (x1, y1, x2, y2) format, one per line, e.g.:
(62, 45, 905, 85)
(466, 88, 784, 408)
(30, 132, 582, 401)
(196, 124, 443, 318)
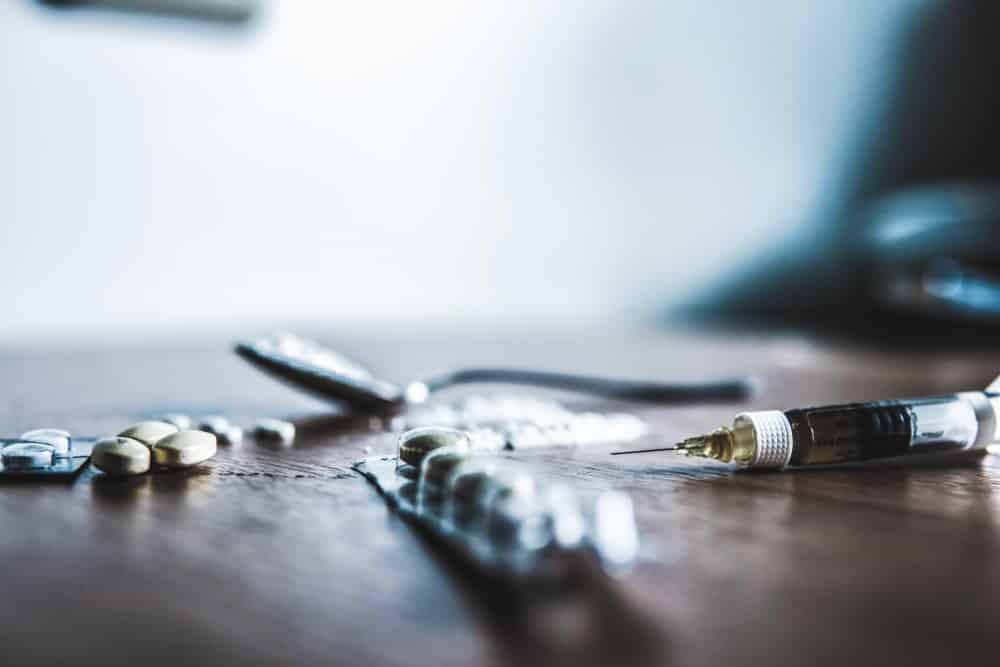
(2, 442, 56, 469)
(20, 428, 72, 457)
(197, 415, 230, 436)
(253, 418, 295, 445)
(219, 425, 243, 446)
(118, 421, 179, 447)
(91, 437, 151, 477)
(157, 413, 192, 430)
(397, 427, 470, 468)
(152, 430, 217, 468)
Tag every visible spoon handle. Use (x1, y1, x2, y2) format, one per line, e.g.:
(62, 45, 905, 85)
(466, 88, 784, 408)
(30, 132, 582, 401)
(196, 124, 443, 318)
(419, 368, 754, 403)
(236, 334, 755, 412)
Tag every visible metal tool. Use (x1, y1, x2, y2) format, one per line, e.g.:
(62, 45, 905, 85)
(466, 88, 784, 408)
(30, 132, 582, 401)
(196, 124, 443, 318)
(614, 380, 1000, 469)
(39, 0, 256, 23)
(234, 333, 753, 414)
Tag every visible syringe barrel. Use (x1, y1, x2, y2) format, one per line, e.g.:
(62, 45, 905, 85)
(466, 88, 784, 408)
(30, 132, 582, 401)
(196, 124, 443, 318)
(739, 391, 998, 469)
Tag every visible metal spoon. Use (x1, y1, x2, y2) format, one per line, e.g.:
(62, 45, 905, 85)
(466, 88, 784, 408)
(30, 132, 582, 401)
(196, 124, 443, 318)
(234, 333, 753, 414)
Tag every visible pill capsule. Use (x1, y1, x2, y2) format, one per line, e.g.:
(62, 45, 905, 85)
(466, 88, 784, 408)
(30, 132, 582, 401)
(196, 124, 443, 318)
(397, 427, 470, 468)
(91, 437, 151, 477)
(253, 418, 295, 445)
(117, 421, 179, 448)
(152, 430, 217, 468)
(2, 442, 56, 469)
(157, 413, 192, 430)
(197, 415, 230, 436)
(20, 428, 72, 458)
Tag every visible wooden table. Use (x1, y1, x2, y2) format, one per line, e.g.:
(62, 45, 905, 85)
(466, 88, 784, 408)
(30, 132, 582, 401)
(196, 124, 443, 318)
(2, 329, 999, 667)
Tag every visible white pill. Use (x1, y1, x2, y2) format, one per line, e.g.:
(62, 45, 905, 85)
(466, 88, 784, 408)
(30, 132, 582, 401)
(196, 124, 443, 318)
(197, 415, 230, 436)
(118, 421, 179, 447)
(20, 428, 72, 457)
(3, 442, 56, 469)
(157, 413, 192, 430)
(152, 430, 217, 468)
(253, 418, 295, 445)
(91, 437, 151, 477)
(219, 425, 243, 446)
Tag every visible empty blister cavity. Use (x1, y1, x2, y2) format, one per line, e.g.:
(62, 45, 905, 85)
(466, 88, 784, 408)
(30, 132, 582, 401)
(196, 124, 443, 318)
(3, 442, 56, 469)
(20, 428, 71, 458)
(540, 484, 586, 550)
(417, 441, 472, 522)
(451, 461, 552, 571)
(444, 458, 503, 534)
(478, 467, 544, 553)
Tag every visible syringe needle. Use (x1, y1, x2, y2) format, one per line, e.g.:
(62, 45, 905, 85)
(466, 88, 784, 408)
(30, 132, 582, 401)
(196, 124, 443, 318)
(611, 444, 684, 456)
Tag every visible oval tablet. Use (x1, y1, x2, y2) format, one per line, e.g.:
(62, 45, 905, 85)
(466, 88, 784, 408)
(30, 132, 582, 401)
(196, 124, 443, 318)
(91, 437, 151, 477)
(397, 427, 470, 468)
(3, 442, 56, 469)
(118, 421, 179, 447)
(152, 430, 217, 468)
(20, 428, 72, 457)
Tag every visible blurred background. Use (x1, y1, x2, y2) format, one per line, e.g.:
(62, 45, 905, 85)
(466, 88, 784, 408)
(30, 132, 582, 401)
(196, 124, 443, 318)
(4, 0, 997, 343)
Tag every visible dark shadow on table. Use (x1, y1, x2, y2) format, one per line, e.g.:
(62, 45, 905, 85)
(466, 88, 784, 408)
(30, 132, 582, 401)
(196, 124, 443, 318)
(401, 515, 671, 667)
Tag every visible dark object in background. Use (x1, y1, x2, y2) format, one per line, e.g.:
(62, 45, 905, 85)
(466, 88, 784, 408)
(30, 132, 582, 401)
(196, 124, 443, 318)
(38, 0, 256, 23)
(682, 1, 1000, 339)
(234, 333, 753, 414)
(857, 185, 1000, 323)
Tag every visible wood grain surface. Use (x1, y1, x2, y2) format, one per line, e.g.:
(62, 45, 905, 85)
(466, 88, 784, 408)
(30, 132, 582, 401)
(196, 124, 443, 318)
(2, 329, 999, 667)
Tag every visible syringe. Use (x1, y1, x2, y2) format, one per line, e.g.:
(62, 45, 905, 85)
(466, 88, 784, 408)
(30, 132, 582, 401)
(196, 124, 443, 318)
(612, 390, 1000, 469)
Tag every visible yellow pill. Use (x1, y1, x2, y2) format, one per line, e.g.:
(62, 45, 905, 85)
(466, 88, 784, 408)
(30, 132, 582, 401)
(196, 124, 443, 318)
(397, 427, 470, 467)
(152, 430, 217, 468)
(92, 437, 151, 477)
(118, 421, 179, 447)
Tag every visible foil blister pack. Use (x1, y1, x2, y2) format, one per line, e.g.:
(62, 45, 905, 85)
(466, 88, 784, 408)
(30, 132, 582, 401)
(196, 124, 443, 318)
(354, 426, 640, 586)
(0, 436, 96, 479)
